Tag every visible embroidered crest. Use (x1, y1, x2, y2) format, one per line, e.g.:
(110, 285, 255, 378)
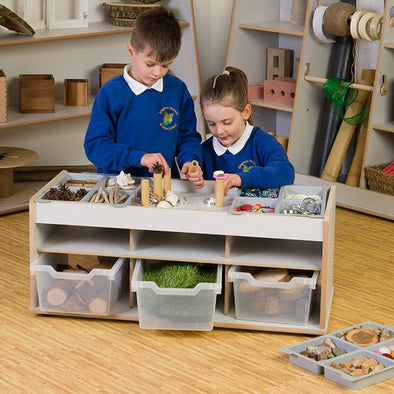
(159, 106, 178, 130)
(238, 160, 256, 172)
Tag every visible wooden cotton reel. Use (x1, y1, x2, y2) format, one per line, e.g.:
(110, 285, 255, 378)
(323, 2, 356, 36)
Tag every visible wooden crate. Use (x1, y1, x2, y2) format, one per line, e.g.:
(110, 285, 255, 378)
(19, 74, 55, 113)
(0, 69, 6, 123)
(99, 63, 127, 87)
(64, 79, 88, 106)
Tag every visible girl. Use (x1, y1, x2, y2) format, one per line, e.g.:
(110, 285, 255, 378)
(200, 66, 295, 196)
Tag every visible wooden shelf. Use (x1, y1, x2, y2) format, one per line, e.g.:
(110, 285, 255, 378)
(238, 20, 304, 36)
(250, 98, 293, 113)
(0, 21, 190, 46)
(0, 98, 94, 130)
(383, 42, 394, 49)
(372, 121, 394, 133)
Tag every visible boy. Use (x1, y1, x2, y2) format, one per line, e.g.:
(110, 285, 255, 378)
(84, 6, 203, 188)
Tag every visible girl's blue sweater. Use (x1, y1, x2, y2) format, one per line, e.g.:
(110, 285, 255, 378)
(202, 127, 295, 188)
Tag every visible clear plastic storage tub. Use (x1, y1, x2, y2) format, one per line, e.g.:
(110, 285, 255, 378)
(31, 253, 127, 315)
(132, 259, 222, 331)
(228, 266, 318, 324)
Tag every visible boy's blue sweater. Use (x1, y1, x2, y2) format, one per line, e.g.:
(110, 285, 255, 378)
(202, 127, 295, 188)
(84, 73, 202, 176)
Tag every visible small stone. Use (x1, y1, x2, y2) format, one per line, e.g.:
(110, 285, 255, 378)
(324, 337, 336, 349)
(332, 347, 346, 356)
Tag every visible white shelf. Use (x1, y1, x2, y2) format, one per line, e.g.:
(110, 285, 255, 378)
(226, 237, 322, 269)
(238, 20, 304, 36)
(0, 99, 93, 130)
(36, 225, 130, 256)
(0, 21, 189, 46)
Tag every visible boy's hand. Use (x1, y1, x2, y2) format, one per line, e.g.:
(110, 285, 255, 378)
(224, 174, 241, 196)
(181, 162, 204, 189)
(141, 153, 170, 174)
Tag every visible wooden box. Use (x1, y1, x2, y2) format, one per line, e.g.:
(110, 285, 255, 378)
(64, 79, 88, 106)
(0, 69, 6, 123)
(99, 63, 127, 87)
(19, 74, 55, 113)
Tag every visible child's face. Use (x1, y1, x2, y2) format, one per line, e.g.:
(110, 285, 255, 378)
(203, 101, 251, 147)
(127, 44, 174, 87)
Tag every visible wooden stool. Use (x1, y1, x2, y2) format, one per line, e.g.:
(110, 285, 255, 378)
(0, 147, 39, 214)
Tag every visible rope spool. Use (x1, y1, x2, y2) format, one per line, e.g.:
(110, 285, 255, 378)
(323, 2, 356, 36)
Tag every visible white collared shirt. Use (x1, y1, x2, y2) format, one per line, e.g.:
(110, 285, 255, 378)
(123, 65, 163, 95)
(213, 121, 253, 156)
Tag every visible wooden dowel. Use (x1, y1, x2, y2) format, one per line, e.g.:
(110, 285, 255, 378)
(304, 74, 374, 92)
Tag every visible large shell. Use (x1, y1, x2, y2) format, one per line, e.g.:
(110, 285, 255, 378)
(156, 200, 172, 209)
(165, 190, 179, 206)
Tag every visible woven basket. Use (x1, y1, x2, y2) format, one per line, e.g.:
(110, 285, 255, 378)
(364, 163, 394, 195)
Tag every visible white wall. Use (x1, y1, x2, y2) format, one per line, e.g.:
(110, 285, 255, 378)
(193, 0, 232, 84)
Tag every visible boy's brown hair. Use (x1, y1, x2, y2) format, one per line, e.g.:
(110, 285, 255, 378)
(131, 6, 182, 63)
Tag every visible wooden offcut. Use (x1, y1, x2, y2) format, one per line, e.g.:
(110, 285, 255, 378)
(64, 79, 88, 106)
(99, 63, 128, 87)
(0, 69, 6, 123)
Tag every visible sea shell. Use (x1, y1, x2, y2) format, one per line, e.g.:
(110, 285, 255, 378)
(115, 171, 135, 188)
(156, 200, 172, 209)
(165, 190, 178, 206)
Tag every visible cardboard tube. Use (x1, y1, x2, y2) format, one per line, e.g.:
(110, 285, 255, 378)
(163, 168, 171, 196)
(141, 179, 150, 207)
(215, 178, 225, 207)
(188, 160, 198, 173)
(321, 78, 373, 182)
(153, 173, 162, 201)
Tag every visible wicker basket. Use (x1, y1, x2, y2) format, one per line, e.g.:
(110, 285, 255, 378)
(364, 162, 394, 195)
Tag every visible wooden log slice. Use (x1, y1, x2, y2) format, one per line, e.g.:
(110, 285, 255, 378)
(46, 281, 72, 306)
(239, 268, 290, 293)
(345, 328, 379, 347)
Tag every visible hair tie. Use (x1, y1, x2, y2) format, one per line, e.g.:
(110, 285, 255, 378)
(213, 69, 230, 89)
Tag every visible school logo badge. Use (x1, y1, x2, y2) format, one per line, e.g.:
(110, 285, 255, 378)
(159, 106, 178, 130)
(238, 160, 255, 172)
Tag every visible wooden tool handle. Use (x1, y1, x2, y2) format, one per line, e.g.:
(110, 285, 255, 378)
(346, 69, 375, 186)
(321, 79, 373, 182)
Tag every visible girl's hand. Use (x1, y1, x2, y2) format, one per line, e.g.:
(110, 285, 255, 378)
(224, 174, 241, 196)
(141, 153, 169, 174)
(181, 162, 205, 189)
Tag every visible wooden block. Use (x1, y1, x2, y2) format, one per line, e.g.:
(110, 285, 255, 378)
(266, 48, 294, 80)
(0, 69, 7, 123)
(64, 79, 88, 106)
(248, 83, 264, 99)
(263, 77, 297, 106)
(19, 74, 55, 113)
(99, 63, 128, 87)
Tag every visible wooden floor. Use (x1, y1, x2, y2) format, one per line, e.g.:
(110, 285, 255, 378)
(0, 207, 393, 393)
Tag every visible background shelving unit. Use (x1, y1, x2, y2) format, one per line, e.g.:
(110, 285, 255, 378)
(0, 0, 203, 172)
(289, 0, 393, 219)
(30, 171, 336, 335)
(225, 0, 303, 140)
(225, 0, 393, 220)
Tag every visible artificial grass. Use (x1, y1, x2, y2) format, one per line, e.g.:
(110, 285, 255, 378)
(142, 262, 216, 288)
